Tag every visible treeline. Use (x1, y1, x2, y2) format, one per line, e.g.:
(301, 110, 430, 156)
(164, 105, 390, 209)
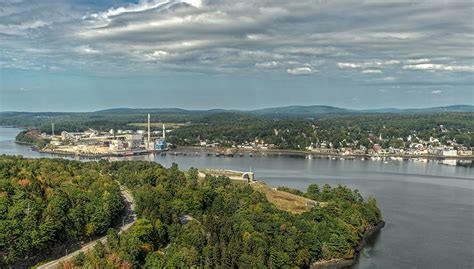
(5, 110, 474, 149)
(0, 156, 124, 266)
(168, 112, 474, 148)
(65, 160, 381, 268)
(15, 130, 50, 148)
(0, 111, 201, 134)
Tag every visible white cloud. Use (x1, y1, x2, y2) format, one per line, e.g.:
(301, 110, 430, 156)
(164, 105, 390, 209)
(337, 60, 399, 71)
(83, 0, 203, 26)
(287, 66, 316, 75)
(152, 50, 169, 57)
(337, 62, 361, 69)
(361, 69, 382, 74)
(255, 61, 279, 68)
(75, 45, 100, 54)
(382, 76, 396, 81)
(431, 90, 443, 94)
(1, 0, 473, 79)
(403, 63, 474, 72)
(406, 58, 430, 64)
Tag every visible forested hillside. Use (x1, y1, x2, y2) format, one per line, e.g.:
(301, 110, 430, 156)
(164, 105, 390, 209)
(57, 160, 382, 268)
(0, 156, 125, 267)
(168, 112, 474, 148)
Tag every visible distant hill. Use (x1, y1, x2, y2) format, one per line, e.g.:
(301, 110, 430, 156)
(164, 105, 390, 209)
(95, 105, 474, 118)
(246, 104, 474, 117)
(96, 108, 194, 114)
(248, 105, 351, 117)
(361, 105, 474, 114)
(3, 105, 472, 118)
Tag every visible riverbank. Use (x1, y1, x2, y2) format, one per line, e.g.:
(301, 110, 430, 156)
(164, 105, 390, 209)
(36, 147, 163, 158)
(14, 140, 34, 146)
(11, 141, 474, 168)
(171, 146, 474, 161)
(311, 220, 386, 269)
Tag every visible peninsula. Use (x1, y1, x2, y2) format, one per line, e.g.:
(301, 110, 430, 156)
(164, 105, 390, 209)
(0, 156, 382, 268)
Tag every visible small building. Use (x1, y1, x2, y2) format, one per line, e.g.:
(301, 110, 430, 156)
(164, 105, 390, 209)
(155, 140, 167, 150)
(242, 172, 255, 183)
(442, 149, 457, 157)
(458, 150, 473, 156)
(50, 141, 63, 146)
(372, 144, 383, 154)
(109, 140, 125, 151)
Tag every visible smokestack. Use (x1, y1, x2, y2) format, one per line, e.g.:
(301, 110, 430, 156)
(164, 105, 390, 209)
(147, 114, 151, 149)
(52, 123, 55, 137)
(163, 124, 166, 140)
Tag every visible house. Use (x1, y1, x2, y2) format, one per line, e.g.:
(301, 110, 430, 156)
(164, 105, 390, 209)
(442, 149, 457, 157)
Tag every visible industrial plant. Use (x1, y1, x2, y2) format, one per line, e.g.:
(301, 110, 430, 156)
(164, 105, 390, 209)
(43, 114, 168, 156)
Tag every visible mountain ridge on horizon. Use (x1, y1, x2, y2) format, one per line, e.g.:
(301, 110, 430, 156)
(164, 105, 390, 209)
(1, 104, 473, 116)
(95, 104, 474, 116)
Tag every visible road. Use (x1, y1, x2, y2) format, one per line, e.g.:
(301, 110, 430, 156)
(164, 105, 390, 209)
(37, 183, 136, 269)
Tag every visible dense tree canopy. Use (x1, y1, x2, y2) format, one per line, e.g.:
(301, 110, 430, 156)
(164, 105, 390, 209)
(0, 156, 382, 268)
(0, 156, 124, 266)
(8, 111, 474, 149)
(168, 113, 474, 149)
(65, 160, 382, 268)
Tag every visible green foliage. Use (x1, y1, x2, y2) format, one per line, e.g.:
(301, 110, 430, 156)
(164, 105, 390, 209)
(167, 112, 474, 149)
(0, 156, 125, 267)
(73, 161, 382, 268)
(15, 130, 50, 148)
(5, 111, 473, 149)
(72, 252, 86, 267)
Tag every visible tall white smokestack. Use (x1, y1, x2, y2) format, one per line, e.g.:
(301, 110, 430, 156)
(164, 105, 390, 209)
(162, 124, 166, 140)
(147, 114, 151, 149)
(52, 123, 55, 137)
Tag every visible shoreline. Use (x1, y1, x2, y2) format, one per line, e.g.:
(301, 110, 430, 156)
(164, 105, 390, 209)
(14, 141, 34, 146)
(171, 146, 474, 161)
(13, 141, 474, 163)
(310, 220, 386, 269)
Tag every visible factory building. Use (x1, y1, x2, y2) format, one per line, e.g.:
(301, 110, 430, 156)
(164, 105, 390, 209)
(155, 124, 167, 151)
(47, 114, 169, 156)
(125, 134, 143, 148)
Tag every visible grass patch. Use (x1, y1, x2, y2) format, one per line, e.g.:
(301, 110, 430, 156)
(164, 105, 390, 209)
(251, 181, 322, 214)
(199, 169, 323, 214)
(199, 169, 244, 178)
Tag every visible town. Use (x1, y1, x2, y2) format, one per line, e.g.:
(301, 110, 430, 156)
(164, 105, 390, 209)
(196, 128, 472, 157)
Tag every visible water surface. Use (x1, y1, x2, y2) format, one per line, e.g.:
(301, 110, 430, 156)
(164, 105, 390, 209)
(1, 127, 473, 269)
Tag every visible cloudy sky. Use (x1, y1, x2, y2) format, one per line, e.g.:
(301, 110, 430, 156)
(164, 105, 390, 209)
(0, 0, 473, 111)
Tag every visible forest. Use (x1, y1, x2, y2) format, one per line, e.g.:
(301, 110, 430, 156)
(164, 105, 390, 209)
(167, 112, 474, 149)
(53, 160, 381, 268)
(8, 109, 474, 150)
(0, 156, 125, 267)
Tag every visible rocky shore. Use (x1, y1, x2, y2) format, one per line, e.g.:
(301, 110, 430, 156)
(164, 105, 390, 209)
(311, 220, 386, 269)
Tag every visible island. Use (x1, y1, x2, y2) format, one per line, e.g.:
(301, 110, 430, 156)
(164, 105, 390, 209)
(0, 156, 383, 268)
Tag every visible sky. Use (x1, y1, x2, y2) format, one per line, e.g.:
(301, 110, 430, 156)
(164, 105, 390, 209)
(0, 0, 473, 112)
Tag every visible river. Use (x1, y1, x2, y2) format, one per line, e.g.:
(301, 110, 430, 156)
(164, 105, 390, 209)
(1, 127, 473, 269)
